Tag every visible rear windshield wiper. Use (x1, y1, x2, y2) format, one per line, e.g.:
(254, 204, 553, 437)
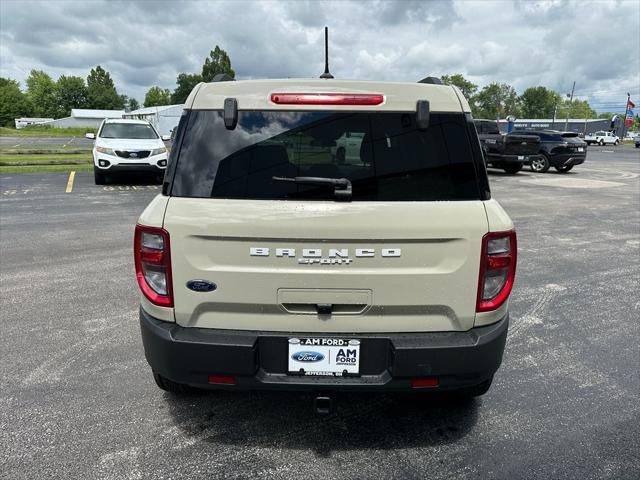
(272, 176, 352, 201)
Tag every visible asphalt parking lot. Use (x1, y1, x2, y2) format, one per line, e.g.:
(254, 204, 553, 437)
(1, 146, 639, 479)
(0, 135, 94, 148)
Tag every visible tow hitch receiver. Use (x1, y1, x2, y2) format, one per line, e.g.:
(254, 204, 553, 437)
(314, 395, 333, 415)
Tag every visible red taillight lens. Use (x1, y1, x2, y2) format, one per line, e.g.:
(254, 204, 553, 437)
(134, 224, 173, 307)
(476, 230, 517, 312)
(270, 93, 384, 106)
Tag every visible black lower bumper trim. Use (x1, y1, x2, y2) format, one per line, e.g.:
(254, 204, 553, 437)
(140, 308, 509, 392)
(98, 163, 165, 174)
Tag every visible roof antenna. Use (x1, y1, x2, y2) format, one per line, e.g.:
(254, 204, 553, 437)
(319, 26, 334, 79)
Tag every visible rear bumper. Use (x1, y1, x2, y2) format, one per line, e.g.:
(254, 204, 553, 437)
(549, 153, 586, 167)
(140, 308, 509, 392)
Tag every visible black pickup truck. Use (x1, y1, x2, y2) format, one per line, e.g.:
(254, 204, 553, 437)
(474, 120, 542, 174)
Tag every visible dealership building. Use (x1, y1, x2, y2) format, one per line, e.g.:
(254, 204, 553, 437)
(496, 117, 622, 136)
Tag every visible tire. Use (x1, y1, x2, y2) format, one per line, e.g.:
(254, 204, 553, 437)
(503, 164, 523, 174)
(94, 167, 106, 185)
(530, 154, 550, 173)
(153, 371, 195, 394)
(599, 139, 604, 146)
(555, 165, 574, 173)
(614, 140, 618, 145)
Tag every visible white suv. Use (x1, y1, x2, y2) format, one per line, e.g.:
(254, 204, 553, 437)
(135, 78, 516, 403)
(87, 119, 170, 185)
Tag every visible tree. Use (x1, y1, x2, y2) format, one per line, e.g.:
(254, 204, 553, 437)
(519, 86, 561, 119)
(172, 73, 202, 104)
(474, 83, 520, 119)
(26, 70, 57, 118)
(55, 75, 88, 118)
(144, 86, 172, 107)
(86, 65, 124, 110)
(128, 98, 140, 111)
(557, 98, 596, 119)
(201, 45, 235, 82)
(440, 74, 478, 103)
(0, 78, 33, 127)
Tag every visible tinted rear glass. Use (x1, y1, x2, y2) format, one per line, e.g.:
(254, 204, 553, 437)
(171, 111, 481, 201)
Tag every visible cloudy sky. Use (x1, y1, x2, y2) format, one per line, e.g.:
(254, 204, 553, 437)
(1, 0, 638, 113)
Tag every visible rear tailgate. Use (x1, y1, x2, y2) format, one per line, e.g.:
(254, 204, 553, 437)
(164, 198, 488, 333)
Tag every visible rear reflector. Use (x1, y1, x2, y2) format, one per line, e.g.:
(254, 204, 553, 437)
(270, 93, 384, 106)
(208, 375, 236, 385)
(411, 378, 439, 388)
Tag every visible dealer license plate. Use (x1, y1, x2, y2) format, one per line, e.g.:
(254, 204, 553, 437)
(518, 155, 524, 160)
(578, 147, 584, 152)
(288, 337, 360, 376)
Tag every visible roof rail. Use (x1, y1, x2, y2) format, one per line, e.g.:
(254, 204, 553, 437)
(418, 76, 443, 85)
(211, 73, 235, 82)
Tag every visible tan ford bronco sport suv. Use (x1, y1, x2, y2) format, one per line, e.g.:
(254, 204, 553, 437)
(135, 77, 516, 402)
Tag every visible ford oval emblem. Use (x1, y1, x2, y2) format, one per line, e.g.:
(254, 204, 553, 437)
(291, 351, 325, 363)
(186, 280, 217, 292)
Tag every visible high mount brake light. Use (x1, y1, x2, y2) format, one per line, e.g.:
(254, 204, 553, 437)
(134, 224, 173, 307)
(476, 230, 517, 312)
(270, 93, 384, 106)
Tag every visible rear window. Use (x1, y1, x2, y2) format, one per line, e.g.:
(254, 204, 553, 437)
(170, 111, 482, 201)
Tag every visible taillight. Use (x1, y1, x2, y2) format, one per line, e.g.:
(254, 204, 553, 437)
(270, 93, 384, 105)
(134, 224, 173, 307)
(476, 230, 517, 312)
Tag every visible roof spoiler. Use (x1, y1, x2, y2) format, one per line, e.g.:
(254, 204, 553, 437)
(211, 73, 235, 82)
(418, 76, 443, 85)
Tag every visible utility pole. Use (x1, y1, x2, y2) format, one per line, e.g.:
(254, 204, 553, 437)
(551, 103, 557, 129)
(564, 81, 575, 131)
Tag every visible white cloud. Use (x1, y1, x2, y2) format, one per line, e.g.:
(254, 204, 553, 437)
(0, 0, 637, 112)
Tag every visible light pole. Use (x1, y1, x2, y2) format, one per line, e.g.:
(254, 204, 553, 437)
(564, 81, 575, 131)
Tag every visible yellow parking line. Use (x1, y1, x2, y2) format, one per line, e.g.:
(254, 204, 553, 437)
(65, 171, 76, 193)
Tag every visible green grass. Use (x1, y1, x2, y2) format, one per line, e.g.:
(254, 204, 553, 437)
(0, 153, 91, 166)
(0, 164, 92, 173)
(0, 126, 96, 137)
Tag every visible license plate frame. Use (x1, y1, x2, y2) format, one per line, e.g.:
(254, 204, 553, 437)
(288, 337, 361, 376)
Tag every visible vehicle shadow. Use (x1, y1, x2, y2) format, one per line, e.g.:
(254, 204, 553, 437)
(163, 390, 480, 456)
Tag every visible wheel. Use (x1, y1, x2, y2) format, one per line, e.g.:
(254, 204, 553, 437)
(153, 371, 195, 393)
(503, 164, 523, 174)
(614, 140, 618, 145)
(555, 165, 574, 173)
(530, 154, 550, 173)
(94, 167, 106, 185)
(599, 139, 604, 146)
(335, 146, 346, 164)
